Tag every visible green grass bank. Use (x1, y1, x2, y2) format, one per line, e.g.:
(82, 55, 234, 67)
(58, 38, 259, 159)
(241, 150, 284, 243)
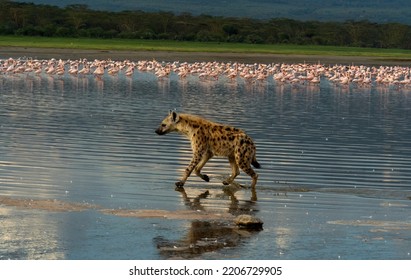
(2, 36, 411, 59)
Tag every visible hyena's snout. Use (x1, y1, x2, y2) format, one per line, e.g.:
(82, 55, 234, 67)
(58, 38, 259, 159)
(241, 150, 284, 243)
(155, 127, 165, 135)
(156, 111, 179, 136)
(155, 124, 168, 135)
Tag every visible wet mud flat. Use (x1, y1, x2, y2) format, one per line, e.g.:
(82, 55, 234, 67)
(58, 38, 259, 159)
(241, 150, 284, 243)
(1, 183, 410, 260)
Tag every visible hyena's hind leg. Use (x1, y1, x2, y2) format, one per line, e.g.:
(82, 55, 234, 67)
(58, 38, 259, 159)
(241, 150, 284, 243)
(236, 147, 259, 189)
(223, 155, 240, 186)
(239, 161, 258, 189)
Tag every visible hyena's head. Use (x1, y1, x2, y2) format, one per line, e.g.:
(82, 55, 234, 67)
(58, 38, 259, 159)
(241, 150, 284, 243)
(155, 110, 180, 135)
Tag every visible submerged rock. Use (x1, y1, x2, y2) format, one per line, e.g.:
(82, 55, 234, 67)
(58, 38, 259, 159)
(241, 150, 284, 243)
(234, 214, 263, 230)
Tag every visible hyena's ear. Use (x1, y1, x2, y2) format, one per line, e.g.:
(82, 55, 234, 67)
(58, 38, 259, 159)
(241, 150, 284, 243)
(171, 111, 180, 123)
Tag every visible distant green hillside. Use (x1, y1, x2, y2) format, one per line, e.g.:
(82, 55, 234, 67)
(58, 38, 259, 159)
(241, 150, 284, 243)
(14, 0, 411, 25)
(3, 1, 411, 49)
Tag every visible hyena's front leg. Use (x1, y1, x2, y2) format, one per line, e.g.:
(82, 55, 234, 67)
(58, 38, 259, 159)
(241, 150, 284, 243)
(175, 149, 205, 188)
(194, 150, 213, 183)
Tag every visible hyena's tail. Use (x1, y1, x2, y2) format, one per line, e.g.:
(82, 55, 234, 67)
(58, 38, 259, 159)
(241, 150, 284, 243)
(251, 156, 261, 169)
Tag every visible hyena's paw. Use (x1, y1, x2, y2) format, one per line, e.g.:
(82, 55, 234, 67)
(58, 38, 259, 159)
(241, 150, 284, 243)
(175, 181, 185, 187)
(222, 176, 234, 185)
(200, 174, 210, 182)
(222, 178, 244, 188)
(175, 181, 185, 191)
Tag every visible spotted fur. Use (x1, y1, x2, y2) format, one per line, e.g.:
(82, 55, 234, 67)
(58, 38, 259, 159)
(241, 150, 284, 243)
(155, 111, 260, 189)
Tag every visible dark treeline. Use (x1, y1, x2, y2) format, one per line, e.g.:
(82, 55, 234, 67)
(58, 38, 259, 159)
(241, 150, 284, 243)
(2, 1, 411, 49)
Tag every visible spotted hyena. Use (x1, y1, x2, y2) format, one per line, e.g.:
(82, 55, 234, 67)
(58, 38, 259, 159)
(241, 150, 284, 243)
(155, 111, 260, 190)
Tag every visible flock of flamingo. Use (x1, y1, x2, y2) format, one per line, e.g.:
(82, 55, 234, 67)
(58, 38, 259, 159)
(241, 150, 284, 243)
(1, 56, 411, 87)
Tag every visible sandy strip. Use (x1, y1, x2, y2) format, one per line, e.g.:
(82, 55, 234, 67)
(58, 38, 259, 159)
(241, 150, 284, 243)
(0, 195, 233, 220)
(0, 195, 98, 212)
(1, 46, 410, 66)
(100, 208, 233, 220)
(327, 220, 411, 230)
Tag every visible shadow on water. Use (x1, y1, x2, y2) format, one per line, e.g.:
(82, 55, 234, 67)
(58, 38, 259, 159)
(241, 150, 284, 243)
(154, 220, 260, 259)
(154, 187, 263, 259)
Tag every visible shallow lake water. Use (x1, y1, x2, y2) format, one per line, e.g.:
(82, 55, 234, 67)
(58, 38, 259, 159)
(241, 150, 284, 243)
(0, 67, 411, 260)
